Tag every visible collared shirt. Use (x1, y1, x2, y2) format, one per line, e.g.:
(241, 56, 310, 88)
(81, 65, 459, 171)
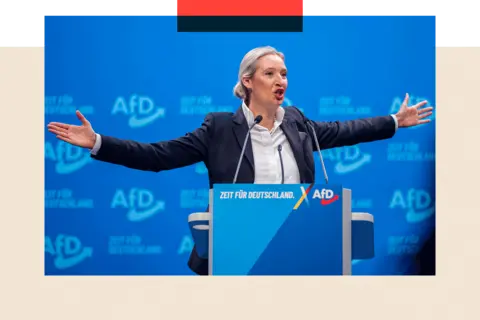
(241, 101, 301, 184)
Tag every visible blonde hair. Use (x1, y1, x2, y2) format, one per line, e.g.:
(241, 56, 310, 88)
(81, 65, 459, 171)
(233, 46, 285, 103)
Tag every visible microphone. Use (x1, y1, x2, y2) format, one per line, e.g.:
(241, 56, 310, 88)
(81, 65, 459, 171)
(304, 118, 329, 184)
(233, 115, 263, 183)
(277, 144, 285, 184)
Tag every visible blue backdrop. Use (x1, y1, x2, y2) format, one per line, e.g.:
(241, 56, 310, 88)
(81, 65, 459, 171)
(44, 16, 435, 275)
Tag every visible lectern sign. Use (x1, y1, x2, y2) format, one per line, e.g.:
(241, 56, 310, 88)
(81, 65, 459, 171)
(210, 184, 351, 276)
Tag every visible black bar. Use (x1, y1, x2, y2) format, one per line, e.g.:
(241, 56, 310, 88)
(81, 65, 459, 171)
(177, 16, 303, 32)
(440, 8, 480, 40)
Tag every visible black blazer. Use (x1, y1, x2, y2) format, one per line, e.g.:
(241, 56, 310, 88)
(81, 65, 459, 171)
(91, 105, 396, 275)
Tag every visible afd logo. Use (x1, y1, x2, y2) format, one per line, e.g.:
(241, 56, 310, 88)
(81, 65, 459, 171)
(390, 94, 435, 129)
(389, 188, 435, 223)
(295, 186, 339, 209)
(45, 234, 93, 269)
(111, 188, 165, 222)
(112, 95, 166, 128)
(45, 141, 92, 174)
(177, 235, 194, 255)
(323, 146, 372, 174)
(312, 188, 339, 205)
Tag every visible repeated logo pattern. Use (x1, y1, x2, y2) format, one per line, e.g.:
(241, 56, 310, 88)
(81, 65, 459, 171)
(44, 16, 435, 275)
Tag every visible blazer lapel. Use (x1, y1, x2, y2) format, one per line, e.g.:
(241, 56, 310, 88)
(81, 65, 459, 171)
(280, 119, 307, 183)
(232, 106, 255, 175)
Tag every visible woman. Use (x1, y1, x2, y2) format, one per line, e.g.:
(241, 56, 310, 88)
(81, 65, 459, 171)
(47, 46, 433, 274)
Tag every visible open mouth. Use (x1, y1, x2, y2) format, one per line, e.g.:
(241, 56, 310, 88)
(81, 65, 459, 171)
(274, 88, 285, 100)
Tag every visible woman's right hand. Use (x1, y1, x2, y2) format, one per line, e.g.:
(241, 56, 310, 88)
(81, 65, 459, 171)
(47, 110, 97, 149)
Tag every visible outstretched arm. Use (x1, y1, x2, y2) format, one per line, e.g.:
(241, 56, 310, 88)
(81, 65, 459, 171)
(47, 110, 214, 172)
(308, 115, 397, 150)
(295, 93, 433, 151)
(90, 114, 213, 172)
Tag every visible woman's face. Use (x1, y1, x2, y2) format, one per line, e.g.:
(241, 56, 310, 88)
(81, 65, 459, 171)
(243, 54, 288, 108)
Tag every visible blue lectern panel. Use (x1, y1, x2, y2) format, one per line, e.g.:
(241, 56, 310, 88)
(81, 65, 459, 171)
(211, 184, 344, 275)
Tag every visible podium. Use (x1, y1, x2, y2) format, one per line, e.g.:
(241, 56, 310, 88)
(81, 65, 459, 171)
(188, 183, 375, 276)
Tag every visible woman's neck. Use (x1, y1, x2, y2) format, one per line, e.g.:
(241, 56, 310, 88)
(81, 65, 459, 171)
(247, 100, 277, 131)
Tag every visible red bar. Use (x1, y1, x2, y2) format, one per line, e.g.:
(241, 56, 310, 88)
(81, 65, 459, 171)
(304, 0, 480, 9)
(178, 0, 303, 16)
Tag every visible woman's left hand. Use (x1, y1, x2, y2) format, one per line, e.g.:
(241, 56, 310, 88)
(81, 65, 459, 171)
(395, 93, 434, 128)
